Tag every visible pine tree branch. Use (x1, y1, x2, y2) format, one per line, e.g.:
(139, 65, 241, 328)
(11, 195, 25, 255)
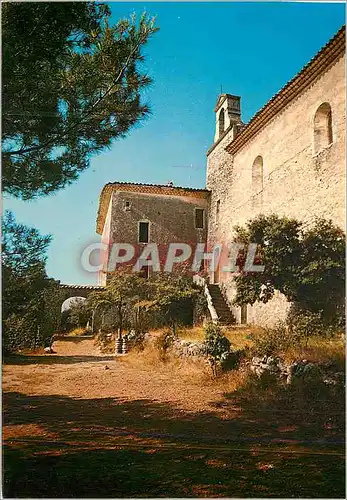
(3, 32, 148, 158)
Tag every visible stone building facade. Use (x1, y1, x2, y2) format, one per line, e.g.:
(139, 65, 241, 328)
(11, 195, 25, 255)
(96, 182, 209, 285)
(95, 27, 345, 326)
(206, 26, 345, 325)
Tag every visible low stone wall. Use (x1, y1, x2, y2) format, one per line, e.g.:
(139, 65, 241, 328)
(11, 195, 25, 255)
(171, 339, 206, 358)
(131, 333, 344, 390)
(250, 355, 344, 387)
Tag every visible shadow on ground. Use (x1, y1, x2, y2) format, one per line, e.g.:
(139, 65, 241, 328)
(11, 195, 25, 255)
(3, 358, 345, 498)
(4, 355, 115, 365)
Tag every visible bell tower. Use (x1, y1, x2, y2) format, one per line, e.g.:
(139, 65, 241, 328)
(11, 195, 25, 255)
(214, 94, 242, 142)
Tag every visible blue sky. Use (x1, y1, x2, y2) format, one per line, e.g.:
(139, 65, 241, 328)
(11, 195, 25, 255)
(4, 2, 344, 285)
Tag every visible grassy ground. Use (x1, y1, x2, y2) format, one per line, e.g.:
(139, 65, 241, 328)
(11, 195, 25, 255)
(177, 325, 345, 367)
(3, 332, 345, 498)
(177, 324, 257, 349)
(281, 336, 345, 366)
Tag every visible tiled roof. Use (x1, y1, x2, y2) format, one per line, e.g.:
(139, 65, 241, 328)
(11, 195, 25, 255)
(60, 284, 105, 290)
(208, 26, 345, 156)
(96, 181, 211, 235)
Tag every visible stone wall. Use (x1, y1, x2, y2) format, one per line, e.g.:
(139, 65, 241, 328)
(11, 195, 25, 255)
(100, 190, 209, 279)
(111, 190, 208, 245)
(250, 355, 344, 388)
(206, 55, 345, 326)
(99, 198, 113, 285)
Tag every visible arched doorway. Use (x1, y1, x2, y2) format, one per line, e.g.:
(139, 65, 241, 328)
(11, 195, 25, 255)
(58, 284, 105, 333)
(61, 296, 86, 313)
(60, 296, 90, 333)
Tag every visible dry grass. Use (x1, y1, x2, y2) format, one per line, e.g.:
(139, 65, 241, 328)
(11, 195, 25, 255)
(122, 341, 253, 393)
(176, 324, 260, 351)
(68, 327, 87, 337)
(126, 324, 344, 368)
(223, 326, 260, 350)
(4, 343, 345, 498)
(123, 344, 214, 386)
(280, 336, 345, 368)
(209, 367, 251, 393)
(123, 325, 344, 396)
(176, 325, 205, 342)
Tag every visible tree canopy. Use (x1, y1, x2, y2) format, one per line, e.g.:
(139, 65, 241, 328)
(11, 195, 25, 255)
(2, 2, 158, 199)
(87, 267, 203, 334)
(232, 214, 345, 324)
(2, 211, 60, 352)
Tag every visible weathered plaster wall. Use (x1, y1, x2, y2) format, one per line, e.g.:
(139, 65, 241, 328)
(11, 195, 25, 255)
(111, 191, 208, 245)
(207, 55, 345, 326)
(98, 197, 113, 285)
(101, 190, 209, 278)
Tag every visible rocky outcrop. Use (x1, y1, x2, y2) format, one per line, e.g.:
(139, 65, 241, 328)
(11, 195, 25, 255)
(250, 355, 344, 387)
(171, 339, 206, 357)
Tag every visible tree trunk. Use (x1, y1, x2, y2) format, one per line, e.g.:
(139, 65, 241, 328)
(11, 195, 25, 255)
(118, 303, 123, 337)
(91, 309, 95, 334)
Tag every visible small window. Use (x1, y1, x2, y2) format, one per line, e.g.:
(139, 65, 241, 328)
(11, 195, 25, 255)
(138, 221, 149, 243)
(124, 201, 131, 211)
(216, 200, 220, 224)
(252, 156, 263, 196)
(218, 109, 225, 138)
(252, 155, 263, 211)
(313, 102, 333, 155)
(195, 209, 204, 229)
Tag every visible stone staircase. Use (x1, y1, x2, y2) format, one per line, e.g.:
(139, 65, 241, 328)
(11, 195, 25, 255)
(207, 284, 236, 325)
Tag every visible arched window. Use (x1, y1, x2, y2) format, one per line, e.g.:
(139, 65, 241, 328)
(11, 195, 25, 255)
(252, 156, 263, 212)
(218, 109, 225, 137)
(252, 156, 263, 196)
(313, 102, 333, 155)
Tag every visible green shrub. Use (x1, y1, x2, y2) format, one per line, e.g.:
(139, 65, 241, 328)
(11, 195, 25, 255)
(287, 304, 343, 344)
(219, 350, 241, 370)
(203, 323, 231, 362)
(194, 291, 209, 324)
(252, 322, 292, 356)
(3, 313, 53, 354)
(88, 269, 201, 334)
(232, 216, 345, 327)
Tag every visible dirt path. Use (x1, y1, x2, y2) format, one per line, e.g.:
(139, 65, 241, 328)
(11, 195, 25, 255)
(3, 357, 224, 413)
(51, 337, 103, 356)
(4, 337, 224, 412)
(3, 340, 345, 498)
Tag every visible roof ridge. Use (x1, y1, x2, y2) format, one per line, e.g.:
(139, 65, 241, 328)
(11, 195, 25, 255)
(60, 284, 105, 289)
(96, 182, 211, 235)
(207, 25, 345, 156)
(105, 181, 210, 192)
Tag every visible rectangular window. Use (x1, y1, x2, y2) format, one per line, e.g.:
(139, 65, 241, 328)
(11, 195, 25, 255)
(216, 200, 220, 223)
(195, 208, 204, 229)
(138, 221, 149, 243)
(124, 201, 131, 211)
